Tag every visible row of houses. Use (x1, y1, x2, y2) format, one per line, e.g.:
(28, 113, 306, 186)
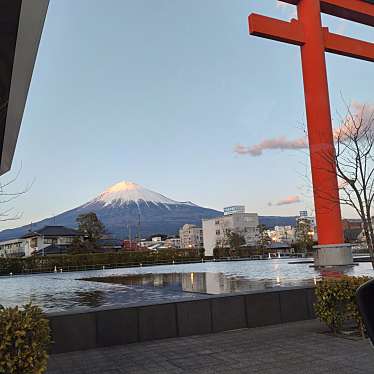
(120, 206, 261, 256)
(175, 206, 260, 256)
(0, 205, 319, 258)
(0, 226, 83, 258)
(129, 207, 259, 257)
(266, 216, 373, 250)
(177, 210, 373, 256)
(267, 211, 317, 244)
(2, 207, 369, 258)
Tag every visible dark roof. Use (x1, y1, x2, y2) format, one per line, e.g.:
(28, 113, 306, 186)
(34, 244, 69, 256)
(97, 238, 123, 247)
(22, 226, 82, 238)
(344, 228, 363, 242)
(269, 242, 292, 249)
(0, 0, 49, 175)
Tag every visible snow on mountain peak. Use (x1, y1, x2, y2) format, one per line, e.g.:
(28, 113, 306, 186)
(93, 181, 190, 207)
(106, 181, 141, 193)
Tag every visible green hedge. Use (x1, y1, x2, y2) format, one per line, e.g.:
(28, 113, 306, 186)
(315, 276, 370, 333)
(0, 304, 50, 374)
(0, 250, 200, 275)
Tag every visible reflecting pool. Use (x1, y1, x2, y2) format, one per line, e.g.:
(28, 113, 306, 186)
(0, 259, 372, 313)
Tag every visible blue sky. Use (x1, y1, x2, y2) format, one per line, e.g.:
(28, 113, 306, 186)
(2, 0, 373, 229)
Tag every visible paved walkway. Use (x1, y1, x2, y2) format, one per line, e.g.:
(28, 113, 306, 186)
(47, 320, 373, 374)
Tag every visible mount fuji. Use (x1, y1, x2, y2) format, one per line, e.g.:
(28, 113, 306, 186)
(0, 182, 222, 240)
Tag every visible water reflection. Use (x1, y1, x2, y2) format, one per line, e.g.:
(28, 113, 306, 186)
(180, 272, 294, 294)
(76, 290, 105, 308)
(0, 259, 371, 312)
(87, 271, 317, 295)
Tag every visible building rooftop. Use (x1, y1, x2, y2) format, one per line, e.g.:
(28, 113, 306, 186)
(34, 244, 69, 256)
(22, 226, 82, 239)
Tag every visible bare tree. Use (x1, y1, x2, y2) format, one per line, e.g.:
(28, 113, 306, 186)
(0, 166, 31, 223)
(0, 99, 31, 223)
(320, 105, 374, 267)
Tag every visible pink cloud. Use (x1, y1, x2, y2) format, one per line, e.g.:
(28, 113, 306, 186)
(235, 137, 307, 156)
(235, 102, 373, 157)
(269, 195, 301, 206)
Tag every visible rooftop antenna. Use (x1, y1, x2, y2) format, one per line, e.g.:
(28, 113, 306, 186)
(128, 223, 132, 242)
(137, 213, 141, 244)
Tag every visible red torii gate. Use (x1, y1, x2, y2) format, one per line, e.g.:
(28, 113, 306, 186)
(249, 0, 373, 262)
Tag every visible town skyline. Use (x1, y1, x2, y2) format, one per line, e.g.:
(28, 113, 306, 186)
(0, 179, 355, 237)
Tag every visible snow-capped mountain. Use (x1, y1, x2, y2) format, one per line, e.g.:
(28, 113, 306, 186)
(89, 181, 196, 208)
(0, 181, 222, 240)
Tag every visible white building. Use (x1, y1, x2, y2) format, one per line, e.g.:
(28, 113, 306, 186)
(224, 206, 245, 216)
(179, 224, 204, 249)
(138, 236, 164, 250)
(139, 240, 155, 249)
(296, 211, 318, 241)
(0, 225, 83, 257)
(165, 237, 181, 249)
(299, 210, 308, 218)
(151, 236, 163, 243)
(297, 211, 315, 225)
(0, 239, 28, 258)
(202, 208, 259, 256)
(267, 226, 296, 244)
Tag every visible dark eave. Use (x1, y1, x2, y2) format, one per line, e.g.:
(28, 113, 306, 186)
(280, 0, 374, 27)
(0, 0, 49, 175)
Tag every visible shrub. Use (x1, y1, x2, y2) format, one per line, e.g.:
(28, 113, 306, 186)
(0, 251, 201, 275)
(0, 304, 51, 374)
(314, 276, 370, 333)
(0, 258, 25, 275)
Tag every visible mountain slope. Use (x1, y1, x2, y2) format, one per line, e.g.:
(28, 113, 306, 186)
(0, 182, 221, 240)
(258, 216, 297, 228)
(0, 181, 298, 241)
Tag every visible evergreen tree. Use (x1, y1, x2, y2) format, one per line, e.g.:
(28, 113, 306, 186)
(76, 212, 106, 247)
(295, 218, 314, 253)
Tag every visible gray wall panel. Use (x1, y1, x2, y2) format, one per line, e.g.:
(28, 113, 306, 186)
(48, 287, 317, 354)
(50, 313, 96, 354)
(246, 292, 281, 327)
(211, 296, 247, 332)
(177, 299, 212, 337)
(280, 289, 309, 323)
(139, 303, 177, 341)
(96, 308, 138, 347)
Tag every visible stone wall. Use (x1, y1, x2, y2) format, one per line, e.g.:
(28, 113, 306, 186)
(48, 287, 316, 354)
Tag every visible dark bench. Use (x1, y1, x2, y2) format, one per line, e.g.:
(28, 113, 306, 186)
(357, 279, 374, 345)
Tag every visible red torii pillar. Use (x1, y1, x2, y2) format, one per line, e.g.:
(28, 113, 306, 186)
(249, 0, 374, 266)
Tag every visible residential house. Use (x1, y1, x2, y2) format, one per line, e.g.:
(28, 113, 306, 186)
(22, 225, 83, 256)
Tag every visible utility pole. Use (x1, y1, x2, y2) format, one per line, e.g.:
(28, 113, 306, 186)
(137, 213, 141, 244)
(128, 224, 132, 242)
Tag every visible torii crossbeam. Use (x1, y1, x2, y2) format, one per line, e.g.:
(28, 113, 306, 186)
(249, 0, 373, 256)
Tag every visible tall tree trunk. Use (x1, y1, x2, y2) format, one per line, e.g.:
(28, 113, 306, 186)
(366, 213, 374, 259)
(362, 219, 374, 269)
